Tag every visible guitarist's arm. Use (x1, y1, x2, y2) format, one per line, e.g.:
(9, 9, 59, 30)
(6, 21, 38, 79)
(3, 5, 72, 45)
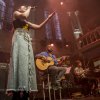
(36, 52, 45, 59)
(36, 55, 44, 59)
(35, 52, 48, 62)
(35, 55, 47, 60)
(58, 59, 64, 66)
(57, 56, 67, 66)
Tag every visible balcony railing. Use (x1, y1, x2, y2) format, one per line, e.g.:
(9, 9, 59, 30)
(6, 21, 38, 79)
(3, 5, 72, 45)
(77, 27, 100, 50)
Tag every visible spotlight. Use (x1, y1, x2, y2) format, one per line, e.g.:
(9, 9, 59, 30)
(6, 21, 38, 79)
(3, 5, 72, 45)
(60, 2, 64, 5)
(66, 44, 69, 47)
(50, 43, 54, 47)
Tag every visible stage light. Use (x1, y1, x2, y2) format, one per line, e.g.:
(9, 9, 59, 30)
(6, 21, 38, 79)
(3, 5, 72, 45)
(60, 2, 64, 5)
(50, 43, 54, 46)
(66, 44, 69, 47)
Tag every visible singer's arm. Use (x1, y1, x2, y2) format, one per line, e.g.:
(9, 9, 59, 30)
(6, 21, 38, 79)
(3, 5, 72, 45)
(13, 6, 32, 19)
(25, 12, 55, 29)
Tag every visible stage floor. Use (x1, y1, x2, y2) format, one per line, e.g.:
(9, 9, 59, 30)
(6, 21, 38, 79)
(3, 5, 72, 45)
(68, 96, 100, 100)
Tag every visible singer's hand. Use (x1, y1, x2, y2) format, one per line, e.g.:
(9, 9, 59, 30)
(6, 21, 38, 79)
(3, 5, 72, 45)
(31, 6, 37, 9)
(27, 6, 32, 9)
(28, 6, 35, 9)
(48, 12, 55, 19)
(28, 6, 36, 9)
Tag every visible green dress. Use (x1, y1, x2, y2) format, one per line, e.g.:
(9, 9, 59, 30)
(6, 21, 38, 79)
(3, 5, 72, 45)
(7, 27, 37, 92)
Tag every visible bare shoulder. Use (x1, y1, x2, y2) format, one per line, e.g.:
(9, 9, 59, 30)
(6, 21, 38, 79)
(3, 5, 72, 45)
(13, 11, 23, 19)
(13, 11, 21, 16)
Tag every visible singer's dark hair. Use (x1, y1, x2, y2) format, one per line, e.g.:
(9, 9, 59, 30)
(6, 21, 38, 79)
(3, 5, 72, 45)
(14, 4, 28, 11)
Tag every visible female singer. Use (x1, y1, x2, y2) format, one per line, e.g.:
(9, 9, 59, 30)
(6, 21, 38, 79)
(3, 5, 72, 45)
(7, 5, 55, 100)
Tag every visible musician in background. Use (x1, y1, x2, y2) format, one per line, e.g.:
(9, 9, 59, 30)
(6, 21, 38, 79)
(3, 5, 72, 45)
(74, 60, 98, 96)
(35, 45, 66, 89)
(74, 60, 87, 79)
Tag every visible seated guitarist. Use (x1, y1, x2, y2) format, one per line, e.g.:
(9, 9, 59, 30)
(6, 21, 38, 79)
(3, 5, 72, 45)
(35, 45, 66, 88)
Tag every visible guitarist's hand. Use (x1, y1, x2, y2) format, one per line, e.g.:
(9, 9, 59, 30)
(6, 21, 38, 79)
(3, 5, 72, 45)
(57, 56, 67, 66)
(61, 56, 68, 61)
(62, 56, 67, 60)
(41, 56, 48, 62)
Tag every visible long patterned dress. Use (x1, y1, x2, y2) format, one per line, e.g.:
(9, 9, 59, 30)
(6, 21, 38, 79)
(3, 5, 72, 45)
(7, 28, 37, 92)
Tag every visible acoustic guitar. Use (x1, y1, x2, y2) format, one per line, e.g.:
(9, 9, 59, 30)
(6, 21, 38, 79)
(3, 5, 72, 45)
(36, 57, 54, 71)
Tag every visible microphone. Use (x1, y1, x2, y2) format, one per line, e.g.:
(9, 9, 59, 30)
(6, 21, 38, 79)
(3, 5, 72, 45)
(31, 6, 37, 9)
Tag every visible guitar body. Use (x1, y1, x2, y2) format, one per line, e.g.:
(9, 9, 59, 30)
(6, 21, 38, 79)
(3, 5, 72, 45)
(36, 57, 54, 71)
